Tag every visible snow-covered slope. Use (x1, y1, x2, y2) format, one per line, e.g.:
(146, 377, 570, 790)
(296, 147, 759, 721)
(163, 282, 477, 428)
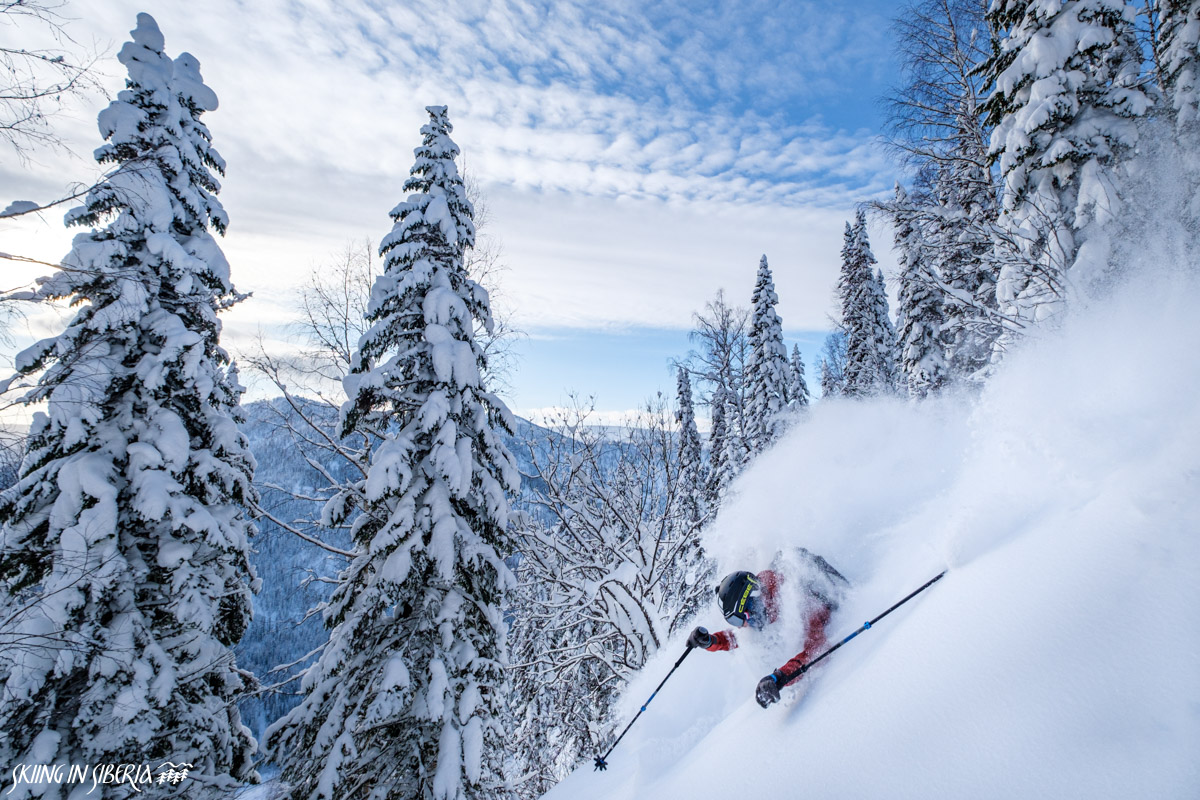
(544, 271, 1200, 799)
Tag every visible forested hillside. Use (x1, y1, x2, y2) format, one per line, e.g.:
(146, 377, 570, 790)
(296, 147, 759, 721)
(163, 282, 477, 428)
(236, 400, 557, 741)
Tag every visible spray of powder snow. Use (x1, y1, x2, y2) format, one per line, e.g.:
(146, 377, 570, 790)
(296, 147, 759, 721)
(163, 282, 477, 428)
(547, 157, 1200, 799)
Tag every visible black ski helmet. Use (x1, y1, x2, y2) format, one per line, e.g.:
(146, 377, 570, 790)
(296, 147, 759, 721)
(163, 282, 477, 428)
(715, 571, 760, 625)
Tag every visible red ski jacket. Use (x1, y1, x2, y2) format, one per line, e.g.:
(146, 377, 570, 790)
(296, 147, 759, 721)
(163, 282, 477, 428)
(705, 569, 832, 688)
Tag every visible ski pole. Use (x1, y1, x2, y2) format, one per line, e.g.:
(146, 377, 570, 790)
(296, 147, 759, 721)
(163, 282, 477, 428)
(593, 644, 695, 771)
(777, 570, 947, 684)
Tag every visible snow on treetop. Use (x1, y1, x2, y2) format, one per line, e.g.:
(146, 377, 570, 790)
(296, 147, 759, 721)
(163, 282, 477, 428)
(173, 53, 219, 112)
(424, 105, 452, 128)
(415, 108, 463, 164)
(131, 12, 165, 53)
(85, 11, 230, 239)
(117, 13, 172, 97)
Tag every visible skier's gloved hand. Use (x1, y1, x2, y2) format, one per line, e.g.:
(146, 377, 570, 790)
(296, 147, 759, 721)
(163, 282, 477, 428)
(755, 671, 783, 708)
(687, 626, 713, 650)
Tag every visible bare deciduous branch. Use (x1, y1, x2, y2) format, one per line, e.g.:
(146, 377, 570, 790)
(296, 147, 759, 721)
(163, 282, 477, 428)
(0, 0, 107, 159)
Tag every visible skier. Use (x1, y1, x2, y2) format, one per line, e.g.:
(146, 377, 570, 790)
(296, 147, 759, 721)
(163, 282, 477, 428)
(688, 548, 848, 708)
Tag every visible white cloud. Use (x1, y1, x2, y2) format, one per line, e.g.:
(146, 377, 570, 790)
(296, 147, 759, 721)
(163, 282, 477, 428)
(491, 187, 898, 331)
(0, 0, 903, 402)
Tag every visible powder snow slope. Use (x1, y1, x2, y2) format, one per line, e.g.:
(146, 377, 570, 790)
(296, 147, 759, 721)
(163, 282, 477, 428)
(542, 271, 1200, 800)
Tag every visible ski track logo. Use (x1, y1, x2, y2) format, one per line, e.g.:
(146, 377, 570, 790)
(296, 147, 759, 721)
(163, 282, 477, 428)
(4, 761, 195, 794)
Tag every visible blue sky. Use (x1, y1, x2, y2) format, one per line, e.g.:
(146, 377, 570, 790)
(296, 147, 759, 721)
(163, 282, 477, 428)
(512, 326, 832, 424)
(1, 0, 907, 424)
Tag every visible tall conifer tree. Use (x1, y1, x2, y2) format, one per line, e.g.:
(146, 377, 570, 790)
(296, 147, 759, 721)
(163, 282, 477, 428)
(840, 213, 898, 397)
(675, 367, 704, 524)
(869, 267, 900, 392)
(981, 0, 1150, 356)
(839, 215, 873, 396)
(928, 163, 1002, 379)
(787, 344, 810, 410)
(744, 256, 791, 452)
(892, 184, 950, 398)
(1158, 0, 1200, 138)
(819, 359, 839, 400)
(704, 389, 731, 507)
(1151, 1, 1200, 231)
(0, 14, 258, 792)
(269, 106, 518, 800)
(711, 390, 748, 496)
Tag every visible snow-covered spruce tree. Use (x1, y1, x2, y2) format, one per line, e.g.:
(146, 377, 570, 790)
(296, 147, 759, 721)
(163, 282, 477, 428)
(743, 255, 792, 453)
(1158, 0, 1200, 137)
(839, 212, 898, 397)
(1145, 1, 1200, 246)
(981, 0, 1151, 356)
(819, 359, 838, 399)
(870, 268, 900, 391)
(267, 106, 518, 800)
(927, 159, 1003, 380)
(838, 215, 875, 396)
(892, 184, 950, 398)
(716, 391, 749, 480)
(0, 13, 257, 794)
(874, 173, 1000, 385)
(703, 387, 731, 507)
(705, 388, 744, 494)
(787, 344, 810, 411)
(675, 367, 705, 524)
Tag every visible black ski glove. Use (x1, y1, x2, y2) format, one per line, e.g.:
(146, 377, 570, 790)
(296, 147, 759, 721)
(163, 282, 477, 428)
(687, 626, 713, 650)
(755, 671, 783, 708)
